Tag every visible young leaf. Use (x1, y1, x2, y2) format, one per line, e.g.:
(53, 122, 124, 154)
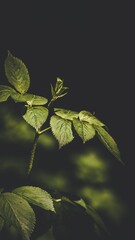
(13, 186, 55, 212)
(0, 85, 13, 102)
(54, 108, 79, 120)
(5, 51, 30, 94)
(0, 216, 4, 231)
(50, 115, 74, 148)
(79, 110, 105, 127)
(94, 125, 121, 162)
(0, 192, 36, 240)
(55, 77, 63, 93)
(73, 118, 95, 143)
(23, 106, 48, 131)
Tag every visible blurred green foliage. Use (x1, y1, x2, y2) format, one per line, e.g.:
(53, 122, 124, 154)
(0, 104, 130, 239)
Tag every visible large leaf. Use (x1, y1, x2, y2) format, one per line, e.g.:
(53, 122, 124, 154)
(0, 85, 13, 102)
(5, 51, 30, 94)
(50, 115, 74, 148)
(23, 106, 48, 131)
(54, 108, 78, 120)
(79, 110, 105, 126)
(0, 192, 36, 240)
(73, 118, 95, 143)
(0, 216, 4, 231)
(94, 125, 121, 162)
(13, 186, 55, 212)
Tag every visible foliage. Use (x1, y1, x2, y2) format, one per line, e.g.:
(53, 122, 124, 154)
(0, 52, 124, 239)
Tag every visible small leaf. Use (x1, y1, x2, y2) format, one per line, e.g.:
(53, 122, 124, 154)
(10, 90, 33, 103)
(55, 77, 63, 93)
(0, 192, 36, 240)
(0, 85, 13, 102)
(5, 51, 30, 94)
(23, 106, 48, 131)
(13, 186, 55, 212)
(50, 84, 55, 97)
(79, 110, 105, 126)
(73, 118, 95, 143)
(54, 108, 78, 120)
(94, 125, 122, 162)
(50, 115, 74, 148)
(0, 216, 4, 231)
(26, 94, 48, 106)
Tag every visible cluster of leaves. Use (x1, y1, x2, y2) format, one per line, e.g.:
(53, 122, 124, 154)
(0, 52, 123, 239)
(0, 187, 110, 240)
(0, 52, 122, 174)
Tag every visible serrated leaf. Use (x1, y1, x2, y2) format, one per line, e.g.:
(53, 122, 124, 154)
(94, 125, 122, 162)
(73, 118, 95, 143)
(26, 94, 48, 106)
(50, 115, 74, 148)
(13, 186, 55, 212)
(23, 106, 48, 131)
(79, 110, 105, 126)
(0, 216, 4, 231)
(5, 51, 30, 94)
(54, 108, 79, 120)
(0, 85, 13, 102)
(0, 192, 36, 240)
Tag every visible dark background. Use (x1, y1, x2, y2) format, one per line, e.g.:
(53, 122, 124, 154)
(0, 2, 134, 240)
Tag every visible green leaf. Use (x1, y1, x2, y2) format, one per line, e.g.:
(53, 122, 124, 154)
(10, 90, 48, 105)
(26, 94, 48, 106)
(79, 110, 105, 126)
(5, 51, 30, 94)
(94, 125, 121, 162)
(23, 106, 48, 131)
(54, 108, 79, 120)
(0, 216, 4, 231)
(50, 115, 74, 148)
(0, 85, 13, 102)
(10, 91, 33, 103)
(0, 192, 36, 240)
(50, 84, 55, 97)
(55, 77, 63, 93)
(73, 118, 95, 143)
(13, 186, 55, 212)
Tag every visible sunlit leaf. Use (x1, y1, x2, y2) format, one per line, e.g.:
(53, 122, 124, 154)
(0, 192, 35, 240)
(13, 186, 55, 212)
(73, 118, 95, 143)
(79, 110, 105, 126)
(54, 108, 78, 120)
(23, 106, 48, 131)
(10, 91, 33, 103)
(5, 51, 30, 94)
(0, 85, 13, 102)
(94, 125, 121, 162)
(50, 115, 74, 148)
(26, 95, 48, 106)
(0, 216, 4, 231)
